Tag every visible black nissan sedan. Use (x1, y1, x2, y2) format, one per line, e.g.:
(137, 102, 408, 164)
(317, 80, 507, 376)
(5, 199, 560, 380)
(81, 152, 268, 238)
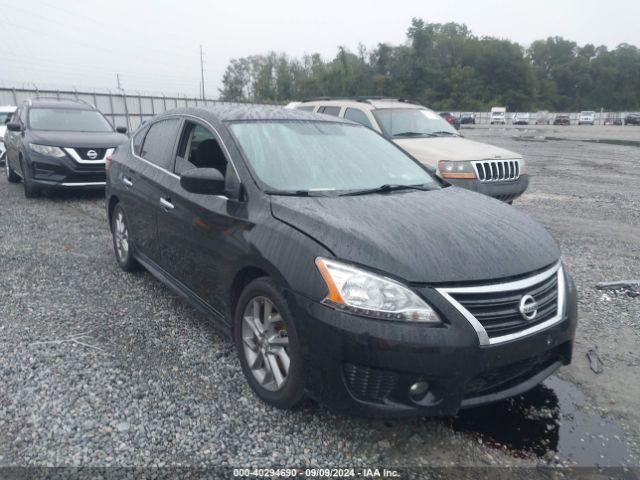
(105, 105, 577, 417)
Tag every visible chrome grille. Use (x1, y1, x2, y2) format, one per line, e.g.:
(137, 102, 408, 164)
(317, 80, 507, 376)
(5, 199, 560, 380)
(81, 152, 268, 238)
(473, 159, 520, 182)
(437, 263, 565, 346)
(451, 273, 558, 338)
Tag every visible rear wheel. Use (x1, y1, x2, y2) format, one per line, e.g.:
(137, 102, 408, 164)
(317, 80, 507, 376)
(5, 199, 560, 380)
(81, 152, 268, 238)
(234, 277, 304, 409)
(5, 157, 20, 183)
(111, 204, 141, 272)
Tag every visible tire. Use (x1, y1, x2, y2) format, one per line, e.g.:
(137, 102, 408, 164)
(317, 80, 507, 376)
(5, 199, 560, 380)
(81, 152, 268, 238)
(110, 204, 141, 272)
(20, 158, 40, 198)
(5, 157, 20, 183)
(234, 277, 305, 409)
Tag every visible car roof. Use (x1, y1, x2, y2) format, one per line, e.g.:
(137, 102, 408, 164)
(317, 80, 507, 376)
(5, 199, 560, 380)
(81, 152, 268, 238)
(26, 98, 94, 110)
(153, 104, 354, 124)
(297, 98, 426, 111)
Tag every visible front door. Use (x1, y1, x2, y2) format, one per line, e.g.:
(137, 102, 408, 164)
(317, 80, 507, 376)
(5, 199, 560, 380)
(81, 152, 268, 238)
(157, 119, 249, 314)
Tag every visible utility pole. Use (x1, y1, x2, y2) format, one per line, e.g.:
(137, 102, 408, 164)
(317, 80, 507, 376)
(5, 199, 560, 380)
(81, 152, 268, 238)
(116, 73, 122, 90)
(199, 45, 205, 100)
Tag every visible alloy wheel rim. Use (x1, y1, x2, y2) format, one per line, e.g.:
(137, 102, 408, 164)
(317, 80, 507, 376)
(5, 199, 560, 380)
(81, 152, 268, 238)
(241, 296, 290, 392)
(114, 211, 129, 261)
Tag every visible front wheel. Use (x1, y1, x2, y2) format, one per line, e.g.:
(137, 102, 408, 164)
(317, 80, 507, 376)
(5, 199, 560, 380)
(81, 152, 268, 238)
(20, 158, 40, 198)
(5, 157, 20, 183)
(234, 277, 304, 409)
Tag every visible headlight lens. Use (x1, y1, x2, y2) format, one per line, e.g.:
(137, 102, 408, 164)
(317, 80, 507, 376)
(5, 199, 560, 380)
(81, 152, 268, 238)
(29, 144, 66, 158)
(315, 257, 442, 323)
(438, 160, 476, 179)
(519, 158, 526, 175)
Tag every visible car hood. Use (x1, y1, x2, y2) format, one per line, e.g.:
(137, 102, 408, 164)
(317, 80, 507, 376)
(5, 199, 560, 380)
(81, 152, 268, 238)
(28, 130, 128, 148)
(0, 125, 5, 139)
(270, 187, 559, 284)
(393, 136, 522, 164)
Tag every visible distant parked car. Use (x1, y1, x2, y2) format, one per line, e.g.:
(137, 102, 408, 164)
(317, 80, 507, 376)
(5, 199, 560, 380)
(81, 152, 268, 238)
(460, 113, 476, 125)
(439, 112, 460, 130)
(490, 107, 507, 125)
(0, 105, 17, 165)
(535, 111, 551, 125)
(624, 113, 640, 125)
(4, 98, 128, 197)
(512, 113, 530, 125)
(553, 114, 571, 126)
(604, 114, 623, 126)
(578, 111, 595, 125)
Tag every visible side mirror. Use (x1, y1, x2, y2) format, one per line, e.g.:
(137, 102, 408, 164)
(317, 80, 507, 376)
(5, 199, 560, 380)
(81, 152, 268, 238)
(180, 168, 225, 195)
(116, 126, 127, 134)
(6, 122, 22, 132)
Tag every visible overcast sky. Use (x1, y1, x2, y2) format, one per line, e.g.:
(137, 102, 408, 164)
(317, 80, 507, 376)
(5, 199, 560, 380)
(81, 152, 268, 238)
(1, 0, 638, 97)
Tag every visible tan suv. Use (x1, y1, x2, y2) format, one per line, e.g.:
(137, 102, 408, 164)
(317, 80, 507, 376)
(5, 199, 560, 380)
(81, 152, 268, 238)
(295, 98, 528, 203)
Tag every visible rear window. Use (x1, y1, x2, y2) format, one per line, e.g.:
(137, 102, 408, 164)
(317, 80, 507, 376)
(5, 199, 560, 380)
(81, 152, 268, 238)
(29, 108, 113, 132)
(140, 118, 181, 170)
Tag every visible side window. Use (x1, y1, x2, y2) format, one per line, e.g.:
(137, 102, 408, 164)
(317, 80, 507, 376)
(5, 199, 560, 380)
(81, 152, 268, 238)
(174, 121, 227, 176)
(296, 106, 315, 112)
(319, 106, 340, 117)
(140, 118, 181, 170)
(344, 108, 373, 129)
(132, 125, 148, 156)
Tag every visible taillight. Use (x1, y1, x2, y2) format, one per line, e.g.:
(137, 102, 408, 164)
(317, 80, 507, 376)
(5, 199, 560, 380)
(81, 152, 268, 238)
(105, 153, 113, 171)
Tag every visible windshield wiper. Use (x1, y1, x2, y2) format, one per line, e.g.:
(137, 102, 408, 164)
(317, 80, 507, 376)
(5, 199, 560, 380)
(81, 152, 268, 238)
(393, 131, 435, 138)
(430, 130, 459, 136)
(340, 184, 434, 197)
(264, 189, 330, 197)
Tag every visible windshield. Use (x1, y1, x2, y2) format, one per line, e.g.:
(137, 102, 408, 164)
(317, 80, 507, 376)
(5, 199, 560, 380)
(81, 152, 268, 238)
(29, 108, 113, 132)
(372, 108, 459, 138)
(228, 121, 440, 194)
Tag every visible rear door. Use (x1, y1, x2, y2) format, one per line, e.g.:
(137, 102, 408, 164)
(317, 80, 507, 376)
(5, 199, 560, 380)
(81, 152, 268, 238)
(126, 117, 181, 264)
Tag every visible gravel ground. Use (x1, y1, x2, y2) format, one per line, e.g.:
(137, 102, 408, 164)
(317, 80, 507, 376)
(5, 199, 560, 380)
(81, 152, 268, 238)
(1, 125, 639, 472)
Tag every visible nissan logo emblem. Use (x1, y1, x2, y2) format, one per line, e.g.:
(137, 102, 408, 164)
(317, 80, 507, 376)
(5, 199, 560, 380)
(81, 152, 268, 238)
(86, 149, 98, 160)
(519, 295, 538, 321)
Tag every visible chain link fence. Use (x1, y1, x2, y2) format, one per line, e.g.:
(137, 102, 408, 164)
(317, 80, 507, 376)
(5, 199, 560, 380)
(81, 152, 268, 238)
(1, 86, 634, 129)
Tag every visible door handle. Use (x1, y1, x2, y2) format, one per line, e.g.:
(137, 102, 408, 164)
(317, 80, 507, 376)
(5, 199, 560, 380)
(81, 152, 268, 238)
(123, 177, 133, 187)
(159, 197, 174, 210)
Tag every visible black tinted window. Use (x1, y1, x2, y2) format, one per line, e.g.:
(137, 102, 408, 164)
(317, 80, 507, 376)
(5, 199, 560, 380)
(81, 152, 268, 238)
(320, 106, 340, 116)
(344, 108, 373, 129)
(140, 118, 180, 169)
(132, 125, 148, 156)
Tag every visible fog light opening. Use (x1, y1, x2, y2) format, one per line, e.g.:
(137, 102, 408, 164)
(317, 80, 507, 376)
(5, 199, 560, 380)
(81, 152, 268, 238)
(409, 381, 430, 401)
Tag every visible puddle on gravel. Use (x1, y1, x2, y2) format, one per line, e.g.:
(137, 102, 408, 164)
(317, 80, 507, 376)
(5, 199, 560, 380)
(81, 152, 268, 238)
(450, 376, 631, 466)
(513, 135, 640, 148)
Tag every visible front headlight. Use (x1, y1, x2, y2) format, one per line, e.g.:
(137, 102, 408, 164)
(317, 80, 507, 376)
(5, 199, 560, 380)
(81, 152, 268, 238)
(518, 158, 526, 175)
(315, 257, 442, 323)
(29, 144, 66, 158)
(438, 160, 476, 179)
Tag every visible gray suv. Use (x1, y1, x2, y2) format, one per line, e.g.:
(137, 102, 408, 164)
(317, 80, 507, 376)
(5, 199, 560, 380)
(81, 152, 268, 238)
(4, 98, 127, 197)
